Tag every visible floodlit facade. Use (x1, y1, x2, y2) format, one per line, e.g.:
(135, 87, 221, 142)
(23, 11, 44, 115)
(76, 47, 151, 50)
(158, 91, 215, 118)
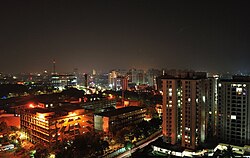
(162, 72, 214, 150)
(20, 107, 92, 145)
(217, 76, 250, 145)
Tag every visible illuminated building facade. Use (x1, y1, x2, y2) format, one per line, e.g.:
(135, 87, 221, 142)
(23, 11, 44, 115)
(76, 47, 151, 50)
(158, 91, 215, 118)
(20, 107, 92, 145)
(51, 74, 77, 91)
(94, 106, 146, 133)
(116, 76, 128, 91)
(162, 72, 214, 150)
(108, 70, 118, 89)
(217, 76, 250, 145)
(108, 70, 128, 91)
(146, 69, 161, 88)
(207, 76, 219, 137)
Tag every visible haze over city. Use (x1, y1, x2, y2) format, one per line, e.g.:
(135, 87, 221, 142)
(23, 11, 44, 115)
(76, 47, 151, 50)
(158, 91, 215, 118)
(1, 1, 250, 158)
(1, 1, 250, 73)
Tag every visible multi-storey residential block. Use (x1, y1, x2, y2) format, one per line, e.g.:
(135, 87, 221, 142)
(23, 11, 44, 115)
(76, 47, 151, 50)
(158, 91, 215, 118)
(162, 71, 214, 150)
(217, 76, 250, 145)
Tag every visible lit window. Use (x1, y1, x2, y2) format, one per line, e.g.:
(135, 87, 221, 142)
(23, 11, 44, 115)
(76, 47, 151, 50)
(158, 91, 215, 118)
(202, 96, 206, 102)
(196, 98, 198, 103)
(177, 92, 181, 96)
(231, 115, 236, 120)
(236, 88, 242, 95)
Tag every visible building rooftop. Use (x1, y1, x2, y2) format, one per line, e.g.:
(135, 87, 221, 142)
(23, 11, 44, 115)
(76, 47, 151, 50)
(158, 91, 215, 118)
(95, 106, 145, 117)
(160, 71, 207, 80)
(24, 107, 54, 114)
(220, 75, 250, 82)
(161, 72, 207, 80)
(22, 106, 85, 118)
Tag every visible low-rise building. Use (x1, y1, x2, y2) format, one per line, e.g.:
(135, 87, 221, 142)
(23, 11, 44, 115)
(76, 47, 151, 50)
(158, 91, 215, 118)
(94, 106, 146, 133)
(20, 107, 93, 145)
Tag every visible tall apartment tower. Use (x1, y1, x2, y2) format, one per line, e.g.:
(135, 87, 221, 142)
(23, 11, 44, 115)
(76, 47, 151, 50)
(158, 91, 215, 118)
(207, 76, 219, 137)
(162, 71, 213, 150)
(217, 76, 250, 145)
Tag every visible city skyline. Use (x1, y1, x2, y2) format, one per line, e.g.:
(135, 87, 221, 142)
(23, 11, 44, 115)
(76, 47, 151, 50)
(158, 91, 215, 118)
(1, 1, 250, 73)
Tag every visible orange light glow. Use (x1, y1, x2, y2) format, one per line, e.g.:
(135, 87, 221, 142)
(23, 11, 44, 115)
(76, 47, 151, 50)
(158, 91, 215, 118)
(108, 94, 115, 100)
(38, 114, 45, 119)
(68, 112, 77, 117)
(29, 104, 35, 108)
(124, 101, 129, 106)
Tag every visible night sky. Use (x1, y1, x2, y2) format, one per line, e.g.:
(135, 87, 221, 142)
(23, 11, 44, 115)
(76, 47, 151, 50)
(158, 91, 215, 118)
(0, 1, 250, 73)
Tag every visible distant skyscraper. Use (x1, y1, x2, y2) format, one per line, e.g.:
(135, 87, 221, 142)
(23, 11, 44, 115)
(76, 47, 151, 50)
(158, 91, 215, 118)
(129, 68, 145, 85)
(146, 69, 161, 88)
(217, 76, 250, 145)
(92, 69, 96, 76)
(84, 74, 88, 88)
(162, 71, 213, 150)
(108, 70, 128, 91)
(52, 59, 56, 75)
(108, 70, 118, 90)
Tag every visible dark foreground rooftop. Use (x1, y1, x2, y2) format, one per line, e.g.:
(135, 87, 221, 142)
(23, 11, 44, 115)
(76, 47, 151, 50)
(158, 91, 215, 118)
(95, 106, 145, 117)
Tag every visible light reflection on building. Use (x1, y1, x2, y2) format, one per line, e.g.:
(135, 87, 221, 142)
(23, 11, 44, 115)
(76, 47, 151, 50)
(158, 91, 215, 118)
(20, 107, 93, 145)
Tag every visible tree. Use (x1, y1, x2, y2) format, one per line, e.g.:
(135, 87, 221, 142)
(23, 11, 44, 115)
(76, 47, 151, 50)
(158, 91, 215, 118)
(61, 88, 85, 98)
(114, 127, 131, 144)
(10, 126, 19, 131)
(137, 120, 151, 137)
(101, 140, 109, 150)
(222, 145, 235, 158)
(149, 117, 162, 130)
(34, 148, 50, 158)
(125, 141, 133, 150)
(0, 121, 9, 133)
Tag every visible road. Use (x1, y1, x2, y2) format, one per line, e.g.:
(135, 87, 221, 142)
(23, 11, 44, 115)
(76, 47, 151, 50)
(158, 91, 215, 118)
(116, 133, 163, 158)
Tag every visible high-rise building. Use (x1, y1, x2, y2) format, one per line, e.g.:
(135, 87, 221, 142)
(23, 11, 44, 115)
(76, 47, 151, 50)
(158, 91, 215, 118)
(128, 68, 145, 85)
(217, 76, 250, 145)
(207, 76, 219, 137)
(162, 71, 213, 150)
(108, 70, 128, 91)
(108, 70, 118, 90)
(146, 69, 161, 88)
(84, 73, 88, 88)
